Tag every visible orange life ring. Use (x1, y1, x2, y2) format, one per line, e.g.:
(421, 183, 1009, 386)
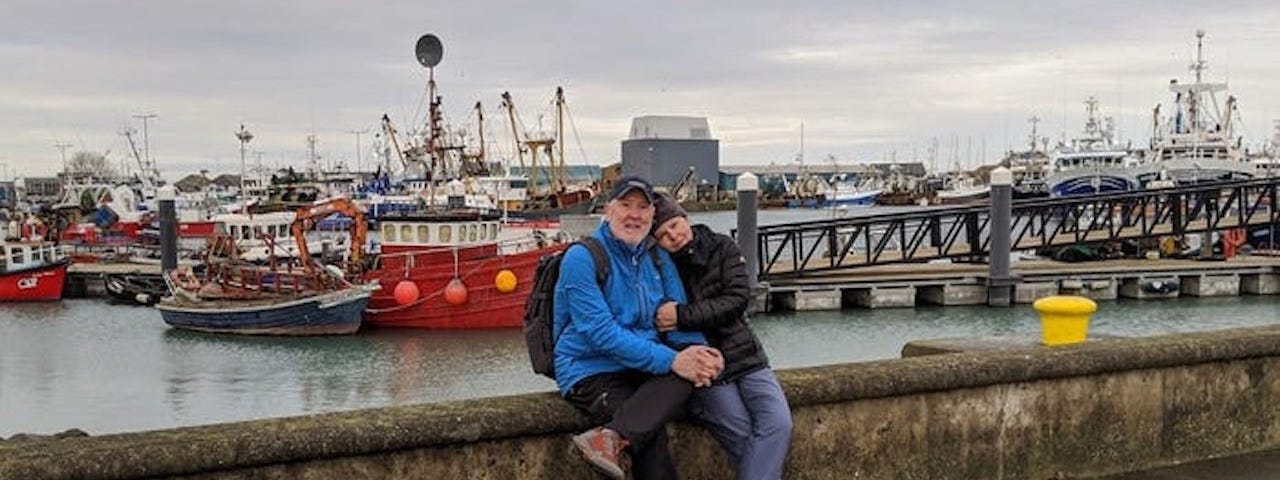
(170, 269, 201, 291)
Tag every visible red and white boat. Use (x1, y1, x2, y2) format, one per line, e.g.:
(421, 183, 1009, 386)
(0, 241, 70, 301)
(361, 209, 569, 329)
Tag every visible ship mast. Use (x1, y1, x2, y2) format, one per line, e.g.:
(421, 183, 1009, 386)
(555, 86, 566, 193)
(414, 33, 445, 180)
(500, 92, 526, 174)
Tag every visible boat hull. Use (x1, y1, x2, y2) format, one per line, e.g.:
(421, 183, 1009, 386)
(363, 243, 569, 329)
(156, 288, 371, 335)
(1048, 174, 1136, 198)
(935, 189, 991, 205)
(822, 190, 882, 208)
(0, 261, 68, 301)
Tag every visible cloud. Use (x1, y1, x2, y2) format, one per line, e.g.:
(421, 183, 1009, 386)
(1, 0, 1278, 180)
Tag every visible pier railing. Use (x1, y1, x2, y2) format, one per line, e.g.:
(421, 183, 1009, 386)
(752, 177, 1280, 280)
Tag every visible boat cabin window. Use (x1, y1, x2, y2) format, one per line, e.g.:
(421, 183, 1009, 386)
(417, 225, 430, 243)
(382, 223, 397, 242)
(400, 225, 412, 242)
(468, 225, 477, 242)
(10, 247, 23, 265)
(439, 225, 451, 243)
(491, 223, 499, 240)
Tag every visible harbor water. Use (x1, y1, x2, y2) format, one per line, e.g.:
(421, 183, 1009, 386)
(2, 208, 1278, 437)
(3, 296, 1279, 437)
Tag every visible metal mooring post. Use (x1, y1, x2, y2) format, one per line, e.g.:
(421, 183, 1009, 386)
(158, 185, 178, 273)
(987, 167, 1013, 307)
(736, 172, 760, 293)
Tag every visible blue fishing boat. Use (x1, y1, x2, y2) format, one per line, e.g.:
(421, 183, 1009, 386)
(1045, 97, 1140, 198)
(156, 198, 377, 336)
(155, 284, 374, 336)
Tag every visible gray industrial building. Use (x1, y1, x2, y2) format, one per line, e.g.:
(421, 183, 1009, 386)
(620, 116, 718, 189)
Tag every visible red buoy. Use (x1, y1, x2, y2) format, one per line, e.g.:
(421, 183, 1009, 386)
(393, 280, 419, 305)
(444, 278, 468, 305)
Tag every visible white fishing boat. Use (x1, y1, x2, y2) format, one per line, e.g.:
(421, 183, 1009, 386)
(1135, 30, 1254, 187)
(935, 172, 989, 205)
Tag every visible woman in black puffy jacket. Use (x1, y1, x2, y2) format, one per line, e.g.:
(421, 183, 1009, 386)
(651, 192, 793, 480)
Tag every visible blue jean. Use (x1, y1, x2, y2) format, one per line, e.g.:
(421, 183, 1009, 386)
(688, 367, 793, 480)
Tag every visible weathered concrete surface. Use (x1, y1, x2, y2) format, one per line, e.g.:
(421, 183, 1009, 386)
(1091, 447, 1280, 479)
(846, 286, 916, 308)
(1179, 274, 1241, 297)
(1014, 281, 1059, 304)
(777, 289, 842, 310)
(6, 326, 1280, 480)
(917, 284, 987, 306)
(900, 335, 1128, 357)
(1059, 278, 1117, 300)
(1241, 273, 1280, 295)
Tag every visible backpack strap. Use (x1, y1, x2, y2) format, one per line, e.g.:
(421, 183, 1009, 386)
(577, 237, 610, 288)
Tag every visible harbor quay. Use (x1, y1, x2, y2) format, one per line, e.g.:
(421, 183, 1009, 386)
(762, 256, 1280, 311)
(5, 323, 1280, 479)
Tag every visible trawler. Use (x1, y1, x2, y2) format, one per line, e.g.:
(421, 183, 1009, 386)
(1045, 97, 1140, 198)
(1137, 30, 1254, 187)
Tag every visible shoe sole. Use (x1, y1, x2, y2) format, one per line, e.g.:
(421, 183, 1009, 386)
(571, 434, 626, 480)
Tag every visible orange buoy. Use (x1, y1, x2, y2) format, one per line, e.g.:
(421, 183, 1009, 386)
(393, 280, 420, 305)
(444, 278, 468, 305)
(495, 269, 518, 293)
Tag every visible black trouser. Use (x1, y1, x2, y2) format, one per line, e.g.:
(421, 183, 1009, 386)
(566, 370, 695, 480)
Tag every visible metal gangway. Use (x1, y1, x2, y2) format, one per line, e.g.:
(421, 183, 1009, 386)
(753, 177, 1280, 281)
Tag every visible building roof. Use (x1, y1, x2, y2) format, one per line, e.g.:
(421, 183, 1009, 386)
(628, 116, 713, 140)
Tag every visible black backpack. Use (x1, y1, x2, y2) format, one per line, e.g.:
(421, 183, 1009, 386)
(523, 237, 662, 379)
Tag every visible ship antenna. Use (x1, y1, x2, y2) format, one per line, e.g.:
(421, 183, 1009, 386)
(1192, 29, 1206, 84)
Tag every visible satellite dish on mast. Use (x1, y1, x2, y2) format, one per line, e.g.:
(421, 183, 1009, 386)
(415, 34, 443, 68)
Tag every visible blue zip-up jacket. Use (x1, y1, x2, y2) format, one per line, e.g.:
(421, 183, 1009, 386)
(552, 221, 705, 396)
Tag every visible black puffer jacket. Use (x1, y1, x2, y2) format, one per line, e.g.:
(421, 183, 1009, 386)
(672, 224, 769, 383)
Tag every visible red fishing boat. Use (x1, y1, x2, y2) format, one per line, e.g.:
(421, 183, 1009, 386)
(0, 241, 70, 301)
(361, 208, 568, 329)
(354, 32, 577, 328)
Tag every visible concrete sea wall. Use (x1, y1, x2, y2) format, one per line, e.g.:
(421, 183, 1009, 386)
(4, 325, 1280, 479)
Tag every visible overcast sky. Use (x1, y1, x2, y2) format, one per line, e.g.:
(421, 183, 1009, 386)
(3, 1, 1279, 181)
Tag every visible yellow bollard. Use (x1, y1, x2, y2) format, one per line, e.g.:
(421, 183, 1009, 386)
(1033, 295, 1097, 346)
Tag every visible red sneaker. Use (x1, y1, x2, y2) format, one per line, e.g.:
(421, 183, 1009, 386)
(571, 427, 629, 480)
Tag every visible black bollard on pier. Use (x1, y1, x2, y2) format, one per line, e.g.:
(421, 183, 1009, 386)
(736, 172, 760, 293)
(987, 167, 1013, 307)
(158, 185, 178, 273)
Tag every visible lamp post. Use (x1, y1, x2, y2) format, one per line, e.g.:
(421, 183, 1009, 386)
(236, 125, 254, 193)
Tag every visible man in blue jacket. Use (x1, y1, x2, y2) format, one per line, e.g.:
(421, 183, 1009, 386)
(555, 176, 724, 480)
